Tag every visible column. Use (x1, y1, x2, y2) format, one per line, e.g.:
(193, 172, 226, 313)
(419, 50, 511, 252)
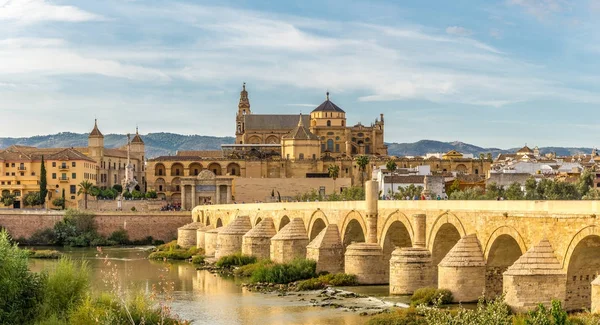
(191, 184, 196, 208)
(216, 185, 221, 205)
(412, 214, 426, 248)
(365, 180, 378, 244)
(226, 185, 232, 204)
(181, 184, 186, 210)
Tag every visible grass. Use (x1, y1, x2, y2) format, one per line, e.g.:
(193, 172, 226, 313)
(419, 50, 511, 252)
(233, 259, 273, 277)
(296, 273, 358, 291)
(155, 240, 180, 251)
(410, 287, 453, 306)
(215, 253, 257, 268)
(366, 307, 425, 325)
(148, 242, 202, 261)
(26, 249, 62, 259)
(191, 255, 205, 264)
(250, 258, 317, 284)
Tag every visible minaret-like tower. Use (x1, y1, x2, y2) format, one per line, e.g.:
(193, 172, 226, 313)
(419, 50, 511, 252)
(88, 119, 104, 157)
(236, 82, 251, 143)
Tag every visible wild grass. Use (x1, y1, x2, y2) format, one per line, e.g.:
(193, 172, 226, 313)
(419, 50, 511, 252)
(215, 253, 257, 268)
(250, 258, 317, 284)
(296, 273, 358, 291)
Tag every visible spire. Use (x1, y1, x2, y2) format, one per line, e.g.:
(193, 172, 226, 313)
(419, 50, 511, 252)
(131, 125, 144, 144)
(326, 91, 330, 101)
(89, 118, 103, 137)
(239, 82, 250, 109)
(136, 125, 139, 134)
(298, 113, 304, 127)
(126, 133, 131, 163)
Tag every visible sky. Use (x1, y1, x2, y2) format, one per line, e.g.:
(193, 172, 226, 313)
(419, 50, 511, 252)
(1, 0, 600, 148)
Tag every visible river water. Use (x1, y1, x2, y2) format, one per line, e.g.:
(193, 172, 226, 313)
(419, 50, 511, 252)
(28, 246, 408, 325)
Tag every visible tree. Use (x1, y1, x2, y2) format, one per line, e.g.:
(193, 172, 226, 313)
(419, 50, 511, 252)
(484, 182, 504, 200)
(23, 192, 41, 207)
(577, 169, 594, 197)
(2, 193, 15, 207)
(524, 177, 538, 200)
(486, 153, 492, 160)
(112, 184, 123, 194)
(328, 164, 340, 193)
(77, 180, 94, 209)
(479, 153, 485, 160)
(52, 197, 65, 209)
(89, 186, 101, 200)
(61, 188, 66, 210)
(39, 155, 47, 206)
(145, 191, 158, 199)
(505, 182, 524, 200)
(449, 187, 485, 200)
(355, 155, 370, 187)
(447, 179, 461, 197)
(386, 159, 397, 196)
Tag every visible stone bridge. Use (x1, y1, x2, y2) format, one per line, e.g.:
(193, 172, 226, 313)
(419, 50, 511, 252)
(181, 181, 600, 312)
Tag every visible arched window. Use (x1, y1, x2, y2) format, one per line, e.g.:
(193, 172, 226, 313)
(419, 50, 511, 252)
(341, 120, 345, 126)
(299, 153, 304, 160)
(327, 139, 334, 151)
(327, 120, 331, 127)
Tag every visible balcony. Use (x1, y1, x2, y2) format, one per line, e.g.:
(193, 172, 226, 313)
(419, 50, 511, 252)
(59, 165, 69, 170)
(59, 177, 70, 183)
(17, 166, 26, 171)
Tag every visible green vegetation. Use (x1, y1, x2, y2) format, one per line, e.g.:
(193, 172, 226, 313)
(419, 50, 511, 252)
(233, 259, 273, 277)
(296, 273, 358, 290)
(0, 229, 188, 324)
(148, 240, 202, 261)
(145, 191, 158, 199)
(77, 180, 93, 210)
(215, 253, 257, 268)
(39, 155, 47, 206)
(191, 255, 205, 264)
(2, 191, 15, 207)
(366, 307, 424, 325)
(26, 249, 62, 259)
(107, 228, 130, 245)
(23, 192, 43, 207)
(409, 287, 452, 306)
(51, 197, 65, 210)
(356, 155, 370, 186)
(297, 186, 365, 202)
(392, 184, 424, 200)
(250, 258, 317, 284)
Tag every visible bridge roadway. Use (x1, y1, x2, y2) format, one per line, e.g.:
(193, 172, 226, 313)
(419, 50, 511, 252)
(190, 185, 600, 311)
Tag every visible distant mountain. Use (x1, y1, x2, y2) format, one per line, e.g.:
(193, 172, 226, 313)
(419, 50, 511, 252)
(0, 132, 235, 158)
(0, 133, 592, 159)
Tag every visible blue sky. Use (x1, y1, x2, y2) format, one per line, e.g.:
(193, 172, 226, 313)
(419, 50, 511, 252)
(1, 0, 600, 148)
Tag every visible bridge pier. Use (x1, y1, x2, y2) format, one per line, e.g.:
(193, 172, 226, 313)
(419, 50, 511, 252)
(177, 221, 203, 249)
(270, 218, 309, 263)
(215, 216, 252, 259)
(503, 239, 566, 313)
(592, 276, 600, 313)
(389, 213, 434, 295)
(242, 217, 276, 260)
(307, 224, 344, 274)
(438, 234, 486, 303)
(204, 227, 223, 257)
(196, 225, 212, 252)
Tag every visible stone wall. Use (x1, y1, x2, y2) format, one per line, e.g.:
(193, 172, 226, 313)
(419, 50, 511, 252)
(0, 210, 189, 241)
(78, 199, 166, 212)
(233, 177, 351, 203)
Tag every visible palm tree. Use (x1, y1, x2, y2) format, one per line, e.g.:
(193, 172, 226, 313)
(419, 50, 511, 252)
(386, 159, 397, 197)
(78, 180, 94, 210)
(328, 164, 340, 194)
(355, 155, 370, 187)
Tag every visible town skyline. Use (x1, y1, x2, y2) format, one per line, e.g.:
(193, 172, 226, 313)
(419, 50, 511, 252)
(2, 0, 600, 148)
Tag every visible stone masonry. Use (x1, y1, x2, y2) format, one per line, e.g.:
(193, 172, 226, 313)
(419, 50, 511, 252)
(438, 234, 486, 303)
(306, 224, 344, 274)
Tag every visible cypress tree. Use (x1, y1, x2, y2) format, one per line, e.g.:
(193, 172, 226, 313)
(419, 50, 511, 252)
(39, 156, 47, 206)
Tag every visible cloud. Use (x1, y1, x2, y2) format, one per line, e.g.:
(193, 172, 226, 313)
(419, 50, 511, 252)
(507, 0, 570, 19)
(446, 26, 473, 36)
(0, 0, 102, 23)
(489, 28, 503, 39)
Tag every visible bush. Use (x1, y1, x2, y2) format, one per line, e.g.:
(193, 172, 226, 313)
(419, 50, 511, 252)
(0, 230, 46, 324)
(52, 197, 65, 210)
(366, 307, 425, 325)
(145, 191, 158, 199)
(155, 240, 180, 251)
(148, 246, 199, 261)
(27, 228, 57, 246)
(296, 273, 358, 291)
(250, 258, 317, 284)
(410, 288, 453, 306)
(215, 253, 257, 268)
(108, 229, 130, 245)
(234, 259, 273, 277)
(40, 257, 90, 319)
(191, 255, 205, 264)
(26, 249, 62, 259)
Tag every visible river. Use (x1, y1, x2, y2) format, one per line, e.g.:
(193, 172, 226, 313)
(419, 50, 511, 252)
(28, 246, 409, 325)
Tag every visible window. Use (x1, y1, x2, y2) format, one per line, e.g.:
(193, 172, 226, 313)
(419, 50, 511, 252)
(327, 120, 331, 127)
(70, 196, 75, 200)
(52, 162, 56, 167)
(61, 173, 66, 180)
(327, 139, 334, 151)
(70, 185, 76, 194)
(14, 190, 20, 197)
(16, 181, 20, 185)
(194, 169, 199, 175)
(176, 185, 181, 192)
(52, 173, 56, 179)
(158, 169, 163, 176)
(335, 144, 340, 152)
(312, 154, 316, 159)
(341, 120, 345, 126)
(11, 172, 15, 176)
(11, 163, 15, 167)
(31, 172, 36, 176)
(20, 172, 24, 176)
(345, 168, 349, 174)
(475, 169, 479, 175)
(114, 175, 117, 183)
(175, 169, 180, 176)
(72, 173, 76, 179)
(299, 153, 304, 160)
(72, 161, 76, 167)
(159, 185, 163, 191)
(321, 144, 326, 152)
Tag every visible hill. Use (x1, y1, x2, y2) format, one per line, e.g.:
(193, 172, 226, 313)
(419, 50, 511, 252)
(0, 134, 591, 158)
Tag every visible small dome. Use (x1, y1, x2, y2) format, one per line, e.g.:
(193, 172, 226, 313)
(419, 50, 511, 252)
(439, 234, 485, 267)
(271, 218, 308, 241)
(311, 92, 345, 113)
(219, 216, 252, 235)
(89, 119, 103, 137)
(244, 217, 276, 238)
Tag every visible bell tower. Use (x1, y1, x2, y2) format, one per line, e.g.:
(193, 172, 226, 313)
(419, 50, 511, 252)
(236, 82, 251, 143)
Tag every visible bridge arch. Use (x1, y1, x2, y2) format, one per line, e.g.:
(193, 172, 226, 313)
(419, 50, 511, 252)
(216, 218, 223, 228)
(341, 210, 367, 249)
(428, 212, 465, 285)
(308, 210, 329, 242)
(563, 226, 600, 311)
(484, 226, 526, 299)
(380, 211, 413, 282)
(278, 215, 291, 231)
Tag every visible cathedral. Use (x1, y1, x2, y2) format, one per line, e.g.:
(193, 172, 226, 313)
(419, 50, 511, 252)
(234, 83, 387, 158)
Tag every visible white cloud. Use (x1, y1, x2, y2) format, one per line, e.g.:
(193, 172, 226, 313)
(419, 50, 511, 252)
(0, 0, 102, 23)
(446, 26, 473, 36)
(507, 0, 570, 19)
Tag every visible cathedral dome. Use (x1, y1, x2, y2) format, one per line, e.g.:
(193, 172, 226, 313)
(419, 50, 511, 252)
(311, 92, 345, 113)
(89, 119, 103, 138)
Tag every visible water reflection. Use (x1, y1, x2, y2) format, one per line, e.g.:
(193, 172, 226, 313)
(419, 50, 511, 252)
(28, 247, 369, 325)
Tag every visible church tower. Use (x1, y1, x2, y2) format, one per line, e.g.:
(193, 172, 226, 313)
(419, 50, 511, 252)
(236, 82, 251, 144)
(88, 119, 104, 157)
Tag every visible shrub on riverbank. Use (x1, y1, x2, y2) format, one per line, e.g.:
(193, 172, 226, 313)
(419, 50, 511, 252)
(296, 273, 358, 290)
(250, 258, 317, 284)
(215, 253, 257, 268)
(26, 249, 62, 259)
(410, 287, 452, 306)
(148, 241, 202, 261)
(191, 255, 205, 264)
(366, 307, 425, 325)
(233, 259, 273, 277)
(0, 229, 189, 325)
